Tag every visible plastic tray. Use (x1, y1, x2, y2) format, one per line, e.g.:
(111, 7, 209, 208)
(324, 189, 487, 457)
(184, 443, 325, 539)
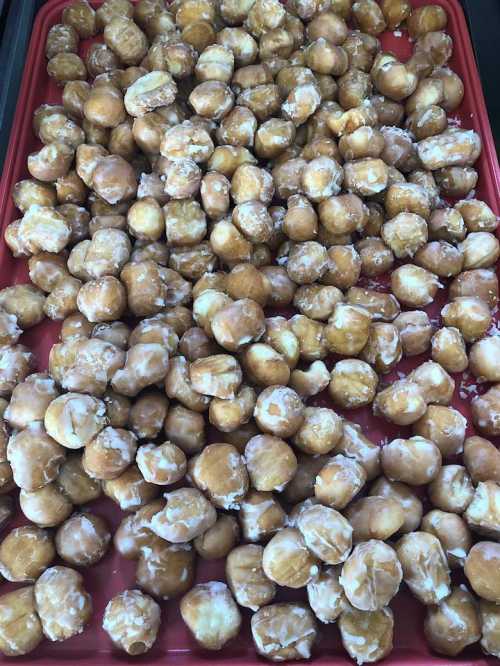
(0, 0, 499, 664)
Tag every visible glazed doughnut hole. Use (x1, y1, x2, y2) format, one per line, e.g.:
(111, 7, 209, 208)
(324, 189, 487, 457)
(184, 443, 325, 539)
(424, 586, 480, 657)
(306, 567, 346, 624)
(396, 532, 451, 605)
(455, 199, 499, 233)
(415, 240, 464, 278)
(471, 384, 500, 437)
(329, 359, 379, 409)
(45, 22, 79, 60)
(0, 309, 21, 347)
(417, 128, 481, 171)
(136, 442, 186, 487)
(360, 322, 402, 374)
(286, 241, 329, 285)
(340, 540, 402, 611)
(262, 528, 319, 588)
(0, 526, 55, 582)
(150, 487, 216, 543)
(102, 464, 159, 512)
(290, 360, 331, 398)
(380, 0, 411, 28)
(103, 589, 160, 656)
(435, 166, 478, 198)
(343, 158, 389, 197)
(135, 540, 195, 601)
(20, 483, 73, 527)
(370, 477, 423, 534)
(374, 380, 427, 426)
(315, 454, 367, 510)
(253, 385, 304, 438)
(190, 354, 242, 399)
(34, 566, 92, 642)
(0, 586, 43, 656)
(339, 126, 384, 161)
(381, 436, 442, 486)
(346, 287, 400, 322)
(111, 342, 169, 397)
(336, 421, 381, 482)
(28, 252, 70, 293)
(356, 238, 394, 278)
(263, 317, 300, 368)
(77, 276, 126, 323)
(245, 434, 297, 492)
(319, 194, 368, 238)
(381, 213, 428, 259)
(82, 427, 137, 480)
(292, 406, 343, 455)
(42, 276, 79, 320)
(191, 442, 248, 509)
(16, 206, 71, 255)
(239, 490, 286, 542)
(428, 464, 474, 514)
(346, 496, 405, 543)
(209, 384, 256, 433)
(101, 389, 130, 429)
(441, 297, 492, 343)
(251, 603, 317, 662)
(394, 310, 432, 357)
(59, 313, 93, 342)
(0, 284, 46, 329)
(56, 454, 101, 505)
(324, 303, 372, 356)
(480, 600, 500, 658)
(180, 582, 241, 651)
(464, 480, 500, 539)
(465, 541, 500, 603)
(336, 68, 373, 110)
(211, 299, 266, 352)
(391, 264, 441, 308)
(124, 71, 177, 118)
(194, 514, 240, 561)
(288, 314, 328, 361)
(282, 196, 318, 244)
(431, 326, 468, 373)
(7, 422, 65, 491)
(164, 404, 205, 454)
(421, 509, 472, 569)
(460, 231, 500, 270)
(463, 436, 500, 484)
(127, 391, 167, 439)
(339, 605, 394, 666)
(293, 284, 343, 321)
(297, 503, 352, 565)
(113, 498, 165, 560)
(226, 544, 276, 611)
(55, 512, 110, 567)
(413, 405, 466, 458)
(469, 336, 500, 382)
(430, 65, 463, 110)
(408, 361, 455, 406)
(428, 207, 466, 242)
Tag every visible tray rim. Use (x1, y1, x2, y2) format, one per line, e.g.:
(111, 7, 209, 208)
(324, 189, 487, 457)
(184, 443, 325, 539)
(0, 1, 498, 664)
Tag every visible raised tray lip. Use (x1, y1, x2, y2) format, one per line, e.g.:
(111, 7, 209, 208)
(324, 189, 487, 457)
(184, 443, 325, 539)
(0, 1, 498, 664)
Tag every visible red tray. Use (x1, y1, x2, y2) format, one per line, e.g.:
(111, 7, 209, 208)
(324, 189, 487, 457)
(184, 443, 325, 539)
(0, 0, 499, 664)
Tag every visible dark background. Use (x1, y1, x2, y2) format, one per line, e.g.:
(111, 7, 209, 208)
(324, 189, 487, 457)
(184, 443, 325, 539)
(0, 0, 499, 168)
